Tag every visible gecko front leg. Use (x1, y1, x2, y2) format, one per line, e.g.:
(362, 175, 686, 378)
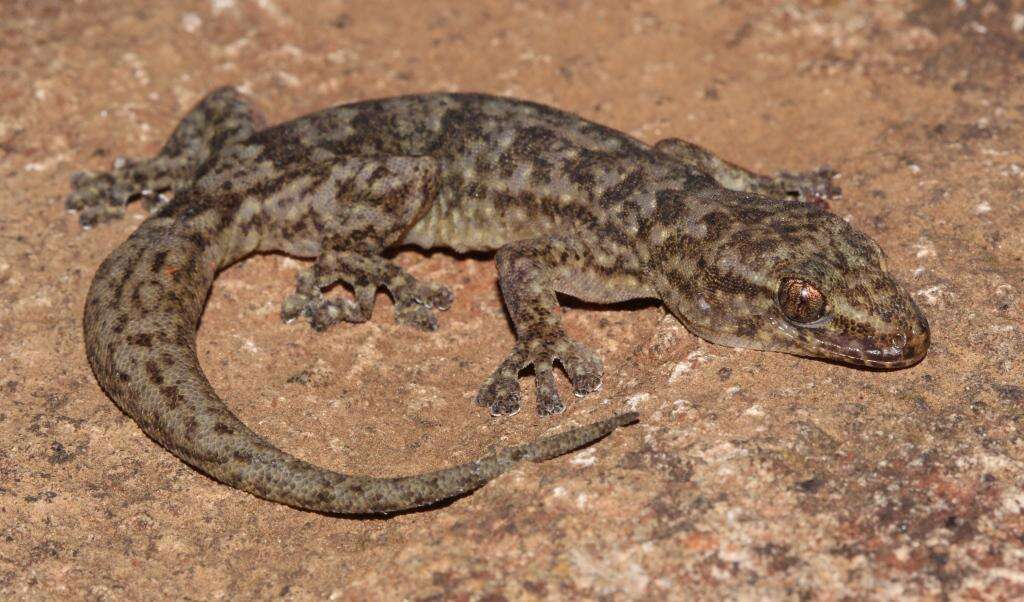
(476, 236, 604, 417)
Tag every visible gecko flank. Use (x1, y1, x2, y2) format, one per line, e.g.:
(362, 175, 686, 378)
(67, 88, 928, 513)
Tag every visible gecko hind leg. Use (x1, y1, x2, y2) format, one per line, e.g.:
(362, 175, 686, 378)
(654, 137, 840, 207)
(475, 236, 604, 417)
(66, 86, 265, 226)
(281, 244, 454, 332)
(276, 155, 453, 332)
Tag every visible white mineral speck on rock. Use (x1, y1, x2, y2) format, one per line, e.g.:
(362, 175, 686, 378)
(668, 350, 714, 383)
(181, 12, 202, 33)
(211, 0, 236, 13)
(570, 448, 597, 467)
(1013, 13, 1024, 33)
(625, 393, 650, 411)
(913, 239, 936, 259)
(915, 286, 944, 306)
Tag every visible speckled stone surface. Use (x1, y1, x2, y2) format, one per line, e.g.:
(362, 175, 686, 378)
(1, 0, 1022, 598)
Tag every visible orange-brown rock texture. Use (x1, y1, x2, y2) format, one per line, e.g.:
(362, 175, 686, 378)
(2, 1, 1022, 598)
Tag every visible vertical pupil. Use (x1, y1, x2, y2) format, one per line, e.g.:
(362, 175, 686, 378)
(781, 279, 823, 323)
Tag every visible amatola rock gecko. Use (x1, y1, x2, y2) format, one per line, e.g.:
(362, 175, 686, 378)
(66, 89, 928, 513)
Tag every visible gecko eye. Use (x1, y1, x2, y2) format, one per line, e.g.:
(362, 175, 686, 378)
(778, 278, 827, 325)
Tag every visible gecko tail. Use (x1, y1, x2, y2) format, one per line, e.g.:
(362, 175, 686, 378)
(194, 408, 639, 515)
(512, 411, 639, 463)
(83, 222, 638, 515)
(337, 410, 640, 515)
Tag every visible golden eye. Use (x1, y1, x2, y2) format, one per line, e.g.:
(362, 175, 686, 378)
(778, 278, 827, 324)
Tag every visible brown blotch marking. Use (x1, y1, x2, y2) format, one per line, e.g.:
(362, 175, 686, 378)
(151, 250, 168, 273)
(735, 317, 762, 338)
(129, 333, 153, 347)
(112, 259, 137, 302)
(213, 423, 235, 435)
(704, 265, 761, 296)
(700, 211, 732, 241)
(600, 168, 644, 207)
(145, 360, 164, 385)
(160, 385, 186, 410)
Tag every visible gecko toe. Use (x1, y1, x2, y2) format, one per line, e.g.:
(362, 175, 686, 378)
(534, 363, 565, 416)
(490, 395, 522, 416)
(404, 281, 454, 311)
(76, 204, 126, 228)
(777, 168, 842, 209)
(559, 341, 604, 397)
(66, 171, 115, 209)
(281, 293, 313, 323)
(395, 302, 439, 331)
(476, 379, 521, 416)
(425, 284, 454, 311)
(476, 348, 526, 415)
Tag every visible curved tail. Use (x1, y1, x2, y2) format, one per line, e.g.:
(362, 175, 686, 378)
(83, 220, 636, 514)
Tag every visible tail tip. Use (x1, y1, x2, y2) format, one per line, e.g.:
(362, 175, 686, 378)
(612, 411, 640, 428)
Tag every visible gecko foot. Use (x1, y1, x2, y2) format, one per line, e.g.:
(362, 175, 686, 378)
(65, 168, 134, 227)
(475, 332, 603, 417)
(773, 167, 841, 209)
(65, 157, 175, 227)
(282, 290, 374, 331)
(281, 270, 454, 332)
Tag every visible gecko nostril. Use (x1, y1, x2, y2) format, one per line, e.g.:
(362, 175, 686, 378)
(890, 332, 907, 350)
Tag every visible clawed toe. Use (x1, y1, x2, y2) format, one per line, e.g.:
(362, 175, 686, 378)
(560, 342, 604, 397)
(777, 168, 841, 208)
(423, 284, 454, 310)
(395, 301, 439, 331)
(281, 292, 313, 323)
(405, 281, 454, 311)
(391, 280, 452, 330)
(475, 349, 526, 415)
(475, 376, 522, 416)
(534, 363, 565, 416)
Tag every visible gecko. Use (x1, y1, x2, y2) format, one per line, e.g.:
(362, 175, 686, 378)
(66, 88, 929, 514)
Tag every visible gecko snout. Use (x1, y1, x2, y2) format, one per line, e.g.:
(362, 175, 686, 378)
(865, 301, 929, 369)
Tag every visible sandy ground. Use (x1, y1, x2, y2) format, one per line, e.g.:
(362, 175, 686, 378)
(2, 0, 1023, 599)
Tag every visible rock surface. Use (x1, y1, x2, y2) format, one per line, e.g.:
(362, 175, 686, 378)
(2, 0, 1022, 598)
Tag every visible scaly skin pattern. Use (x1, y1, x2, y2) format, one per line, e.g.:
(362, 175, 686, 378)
(67, 88, 928, 513)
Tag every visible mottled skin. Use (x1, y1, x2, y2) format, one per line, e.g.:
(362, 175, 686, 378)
(67, 88, 928, 513)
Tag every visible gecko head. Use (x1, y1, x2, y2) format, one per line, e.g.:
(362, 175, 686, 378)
(662, 196, 929, 369)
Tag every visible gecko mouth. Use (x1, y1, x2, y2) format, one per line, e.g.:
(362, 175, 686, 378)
(803, 308, 930, 369)
(769, 302, 930, 370)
